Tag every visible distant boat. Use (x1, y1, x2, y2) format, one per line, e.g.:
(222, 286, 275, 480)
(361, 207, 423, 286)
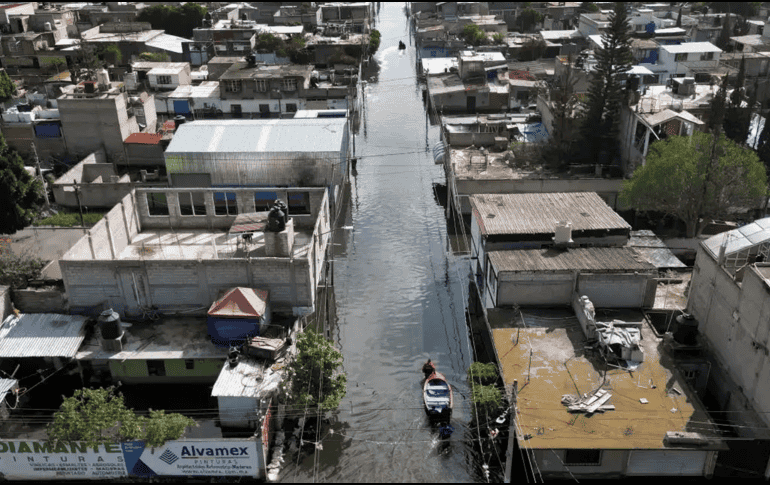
(423, 371, 453, 418)
(399, 40, 406, 50)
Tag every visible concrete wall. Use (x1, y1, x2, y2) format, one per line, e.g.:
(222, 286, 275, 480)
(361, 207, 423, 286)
(58, 93, 134, 161)
(0, 286, 10, 323)
(108, 358, 223, 385)
(12, 288, 66, 313)
(455, 177, 624, 213)
(61, 188, 330, 316)
(689, 251, 770, 429)
(124, 142, 165, 167)
(534, 449, 715, 478)
(0, 122, 67, 160)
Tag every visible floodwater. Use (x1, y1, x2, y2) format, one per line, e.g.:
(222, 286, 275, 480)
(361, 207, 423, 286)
(279, 3, 495, 482)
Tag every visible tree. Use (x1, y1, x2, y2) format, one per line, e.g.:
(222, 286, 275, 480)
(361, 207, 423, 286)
(708, 74, 729, 135)
(139, 52, 170, 62)
(0, 250, 45, 287)
(0, 133, 44, 235)
(580, 2, 600, 13)
(285, 328, 346, 411)
(620, 131, 768, 237)
(579, 2, 633, 165)
(517, 8, 544, 32)
(368, 29, 381, 56)
(545, 54, 582, 168)
(468, 362, 498, 386)
(0, 70, 16, 102)
(97, 44, 122, 65)
(47, 387, 196, 448)
(461, 24, 486, 46)
(676, 6, 683, 28)
(757, 113, 770, 172)
(137, 3, 208, 39)
(716, 9, 732, 50)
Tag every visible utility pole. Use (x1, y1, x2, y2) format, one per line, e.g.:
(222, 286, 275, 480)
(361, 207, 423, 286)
(73, 179, 84, 227)
(30, 142, 50, 208)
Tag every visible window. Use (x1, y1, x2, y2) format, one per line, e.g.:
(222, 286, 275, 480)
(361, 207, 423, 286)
(147, 360, 166, 377)
(146, 192, 169, 216)
(156, 75, 171, 85)
(225, 80, 242, 92)
(564, 449, 602, 466)
(214, 191, 238, 216)
(254, 191, 277, 211)
(700, 51, 714, 61)
(674, 53, 688, 62)
(231, 104, 242, 118)
(288, 191, 310, 215)
(256, 79, 268, 92)
(285, 103, 297, 113)
(184, 359, 195, 370)
(282, 78, 297, 91)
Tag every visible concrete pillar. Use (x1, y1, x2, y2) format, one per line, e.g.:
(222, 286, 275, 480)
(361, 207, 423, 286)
(204, 191, 216, 218)
(236, 191, 255, 214)
(264, 219, 294, 257)
(642, 129, 651, 158)
(166, 191, 181, 218)
(104, 216, 116, 259)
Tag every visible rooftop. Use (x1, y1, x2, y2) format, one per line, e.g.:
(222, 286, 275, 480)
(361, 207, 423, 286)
(0, 313, 88, 358)
(627, 230, 686, 269)
(730, 34, 770, 47)
(661, 42, 722, 54)
(211, 356, 285, 398)
(539, 29, 581, 41)
(220, 62, 314, 80)
(470, 192, 631, 236)
(76, 317, 229, 361)
(160, 81, 220, 99)
(635, 83, 719, 114)
(165, 119, 347, 155)
(488, 247, 654, 273)
(124, 132, 163, 145)
(108, 228, 313, 261)
(702, 217, 770, 259)
(493, 310, 723, 449)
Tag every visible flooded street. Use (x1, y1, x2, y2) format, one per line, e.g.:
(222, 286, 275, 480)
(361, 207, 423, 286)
(280, 3, 492, 482)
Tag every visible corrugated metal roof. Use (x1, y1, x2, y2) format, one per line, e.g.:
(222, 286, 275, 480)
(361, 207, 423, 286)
(488, 247, 655, 273)
(471, 192, 631, 236)
(165, 119, 347, 155)
(628, 230, 686, 269)
(703, 217, 770, 259)
(0, 314, 88, 358)
(0, 379, 16, 398)
(124, 133, 162, 145)
(211, 357, 283, 398)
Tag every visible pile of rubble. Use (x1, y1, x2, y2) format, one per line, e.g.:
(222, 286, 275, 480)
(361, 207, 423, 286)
(561, 389, 615, 414)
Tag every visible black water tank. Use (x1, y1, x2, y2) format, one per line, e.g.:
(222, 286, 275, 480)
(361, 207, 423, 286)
(673, 313, 699, 345)
(267, 205, 286, 232)
(99, 309, 121, 339)
(174, 115, 186, 129)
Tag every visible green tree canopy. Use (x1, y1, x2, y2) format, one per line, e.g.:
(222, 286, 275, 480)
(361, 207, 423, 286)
(139, 52, 170, 62)
(285, 328, 346, 411)
(468, 362, 498, 386)
(0, 133, 44, 235)
(0, 70, 17, 101)
(579, 2, 633, 165)
(620, 131, 768, 237)
(137, 3, 207, 39)
(461, 24, 486, 46)
(368, 29, 381, 55)
(47, 387, 196, 448)
(517, 8, 544, 32)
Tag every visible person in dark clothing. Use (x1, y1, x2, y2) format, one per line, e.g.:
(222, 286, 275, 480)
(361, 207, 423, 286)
(422, 359, 436, 378)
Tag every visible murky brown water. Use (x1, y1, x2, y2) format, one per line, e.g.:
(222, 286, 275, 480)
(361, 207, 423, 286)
(278, 3, 495, 482)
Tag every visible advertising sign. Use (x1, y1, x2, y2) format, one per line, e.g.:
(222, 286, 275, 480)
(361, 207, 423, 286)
(124, 440, 259, 478)
(0, 439, 261, 480)
(0, 441, 127, 480)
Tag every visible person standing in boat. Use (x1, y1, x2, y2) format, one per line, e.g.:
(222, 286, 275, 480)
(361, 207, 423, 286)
(422, 359, 436, 378)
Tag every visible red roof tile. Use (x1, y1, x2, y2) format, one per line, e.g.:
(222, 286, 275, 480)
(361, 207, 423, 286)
(124, 133, 163, 145)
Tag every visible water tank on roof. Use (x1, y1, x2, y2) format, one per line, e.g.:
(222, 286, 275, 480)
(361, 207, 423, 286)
(673, 313, 699, 345)
(44, 22, 52, 31)
(96, 69, 110, 89)
(98, 309, 122, 340)
(174, 114, 186, 129)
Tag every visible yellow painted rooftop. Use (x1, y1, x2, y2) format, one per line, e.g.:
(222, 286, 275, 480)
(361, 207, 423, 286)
(493, 313, 721, 450)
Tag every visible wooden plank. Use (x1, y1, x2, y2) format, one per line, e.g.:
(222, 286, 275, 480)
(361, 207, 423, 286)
(586, 393, 612, 413)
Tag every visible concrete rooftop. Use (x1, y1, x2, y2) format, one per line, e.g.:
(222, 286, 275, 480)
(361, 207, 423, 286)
(112, 229, 313, 261)
(492, 309, 722, 450)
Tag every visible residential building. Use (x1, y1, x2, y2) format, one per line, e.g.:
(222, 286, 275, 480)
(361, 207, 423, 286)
(217, 62, 313, 118)
(577, 12, 610, 37)
(79, 23, 187, 64)
(187, 19, 259, 66)
(273, 5, 322, 27)
(0, 98, 65, 160)
(426, 53, 509, 113)
(123, 132, 168, 166)
(657, 42, 722, 79)
(318, 2, 374, 34)
(128, 61, 192, 92)
(58, 186, 331, 318)
(164, 119, 350, 209)
(491, 308, 724, 479)
(57, 79, 157, 162)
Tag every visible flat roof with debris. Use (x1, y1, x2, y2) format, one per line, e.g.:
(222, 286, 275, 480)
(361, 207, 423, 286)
(76, 317, 229, 361)
(492, 310, 723, 449)
(488, 247, 654, 273)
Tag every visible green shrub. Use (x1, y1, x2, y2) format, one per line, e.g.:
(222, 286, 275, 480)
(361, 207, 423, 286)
(33, 211, 104, 227)
(471, 383, 503, 419)
(468, 362, 498, 386)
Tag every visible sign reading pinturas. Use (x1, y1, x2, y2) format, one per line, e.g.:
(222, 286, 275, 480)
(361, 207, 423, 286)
(0, 440, 260, 480)
(0, 441, 126, 480)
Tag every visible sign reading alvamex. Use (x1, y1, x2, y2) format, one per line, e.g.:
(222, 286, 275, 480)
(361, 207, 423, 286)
(0, 439, 261, 480)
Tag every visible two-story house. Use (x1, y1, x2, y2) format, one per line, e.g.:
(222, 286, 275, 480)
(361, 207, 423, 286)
(218, 61, 313, 118)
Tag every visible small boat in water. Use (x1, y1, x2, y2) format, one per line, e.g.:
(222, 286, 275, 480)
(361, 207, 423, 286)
(399, 40, 406, 50)
(423, 370, 453, 417)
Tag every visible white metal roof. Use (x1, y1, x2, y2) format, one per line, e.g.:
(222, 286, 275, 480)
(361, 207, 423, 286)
(539, 29, 581, 41)
(703, 218, 770, 259)
(211, 357, 283, 398)
(661, 42, 722, 54)
(0, 314, 88, 358)
(145, 33, 187, 54)
(165, 119, 347, 155)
